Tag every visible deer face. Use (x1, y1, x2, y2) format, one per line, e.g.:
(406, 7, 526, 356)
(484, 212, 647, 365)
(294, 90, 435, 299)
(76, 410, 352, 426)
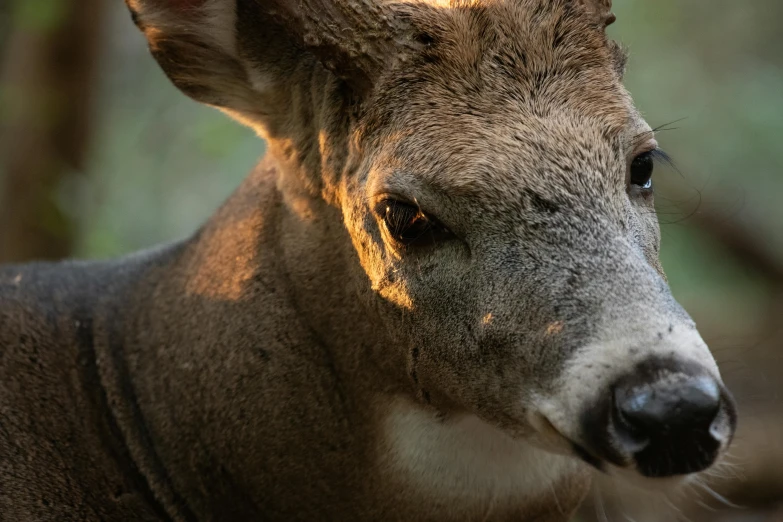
(340, 1, 736, 481)
(129, 0, 736, 485)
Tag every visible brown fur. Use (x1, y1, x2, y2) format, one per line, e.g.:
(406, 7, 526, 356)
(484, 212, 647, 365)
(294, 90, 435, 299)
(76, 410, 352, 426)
(0, 0, 734, 520)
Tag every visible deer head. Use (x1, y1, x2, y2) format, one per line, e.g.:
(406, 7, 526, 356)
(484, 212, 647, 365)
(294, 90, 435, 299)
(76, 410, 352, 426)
(128, 0, 736, 485)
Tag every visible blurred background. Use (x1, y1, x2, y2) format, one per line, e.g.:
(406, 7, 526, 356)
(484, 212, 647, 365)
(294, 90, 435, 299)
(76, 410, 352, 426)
(0, 0, 781, 520)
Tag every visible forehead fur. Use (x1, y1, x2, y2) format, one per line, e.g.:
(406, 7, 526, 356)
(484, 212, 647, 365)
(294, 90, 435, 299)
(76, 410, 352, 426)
(359, 0, 633, 199)
(362, 0, 630, 134)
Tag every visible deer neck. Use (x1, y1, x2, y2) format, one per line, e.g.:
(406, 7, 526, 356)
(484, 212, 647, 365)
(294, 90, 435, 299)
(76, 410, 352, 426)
(98, 152, 587, 520)
(271, 147, 411, 390)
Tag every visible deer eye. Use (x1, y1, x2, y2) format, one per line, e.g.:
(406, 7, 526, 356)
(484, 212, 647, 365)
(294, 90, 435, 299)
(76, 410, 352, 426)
(377, 199, 453, 248)
(630, 151, 655, 189)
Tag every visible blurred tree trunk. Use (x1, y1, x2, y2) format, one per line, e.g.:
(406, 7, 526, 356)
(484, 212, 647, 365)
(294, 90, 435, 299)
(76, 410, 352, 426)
(0, 0, 105, 263)
(0, 5, 11, 51)
(688, 203, 783, 285)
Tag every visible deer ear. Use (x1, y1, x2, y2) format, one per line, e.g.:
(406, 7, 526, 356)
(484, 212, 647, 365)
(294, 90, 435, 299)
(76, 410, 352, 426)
(255, 0, 416, 94)
(126, 0, 415, 127)
(126, 0, 248, 110)
(580, 0, 616, 29)
(577, 0, 624, 78)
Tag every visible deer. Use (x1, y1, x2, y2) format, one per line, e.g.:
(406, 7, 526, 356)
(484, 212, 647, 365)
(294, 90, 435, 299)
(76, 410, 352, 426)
(0, 0, 737, 520)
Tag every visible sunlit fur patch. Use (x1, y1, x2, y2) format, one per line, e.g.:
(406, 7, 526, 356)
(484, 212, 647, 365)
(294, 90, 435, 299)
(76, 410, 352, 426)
(376, 283, 414, 310)
(546, 321, 565, 336)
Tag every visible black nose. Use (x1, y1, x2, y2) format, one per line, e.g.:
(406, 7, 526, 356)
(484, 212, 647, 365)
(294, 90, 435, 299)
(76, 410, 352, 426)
(615, 375, 720, 436)
(611, 373, 734, 477)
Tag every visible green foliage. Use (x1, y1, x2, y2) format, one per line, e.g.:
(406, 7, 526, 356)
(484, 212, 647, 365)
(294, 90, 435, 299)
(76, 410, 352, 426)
(12, 0, 67, 32)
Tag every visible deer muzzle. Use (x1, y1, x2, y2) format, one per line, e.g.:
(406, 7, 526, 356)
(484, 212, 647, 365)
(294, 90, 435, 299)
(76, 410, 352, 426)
(579, 356, 737, 478)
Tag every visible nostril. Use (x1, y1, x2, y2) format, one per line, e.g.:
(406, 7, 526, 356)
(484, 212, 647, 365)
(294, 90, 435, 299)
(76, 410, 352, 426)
(709, 419, 727, 441)
(709, 402, 735, 444)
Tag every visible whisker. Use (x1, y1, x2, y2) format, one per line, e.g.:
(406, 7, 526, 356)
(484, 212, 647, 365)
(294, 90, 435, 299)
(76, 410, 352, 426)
(594, 485, 611, 522)
(693, 478, 745, 510)
(652, 117, 688, 132)
(629, 117, 688, 149)
(664, 492, 695, 522)
(548, 483, 564, 515)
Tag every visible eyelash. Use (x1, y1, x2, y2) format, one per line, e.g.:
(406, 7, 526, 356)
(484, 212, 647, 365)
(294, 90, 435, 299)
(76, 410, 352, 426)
(376, 199, 455, 248)
(647, 148, 674, 166)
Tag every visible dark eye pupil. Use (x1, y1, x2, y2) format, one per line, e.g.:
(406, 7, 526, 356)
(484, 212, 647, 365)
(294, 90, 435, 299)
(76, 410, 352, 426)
(385, 203, 430, 243)
(630, 152, 654, 188)
(380, 200, 452, 247)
